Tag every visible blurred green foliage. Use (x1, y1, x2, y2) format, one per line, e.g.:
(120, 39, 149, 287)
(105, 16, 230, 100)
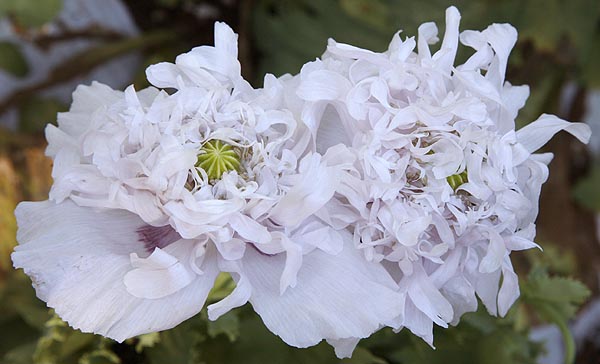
(521, 270, 591, 364)
(0, 0, 62, 28)
(253, 0, 600, 83)
(18, 98, 64, 134)
(0, 41, 28, 78)
(573, 165, 600, 212)
(1, 264, 590, 364)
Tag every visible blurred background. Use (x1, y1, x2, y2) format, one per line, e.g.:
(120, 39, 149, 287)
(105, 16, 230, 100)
(0, 0, 599, 363)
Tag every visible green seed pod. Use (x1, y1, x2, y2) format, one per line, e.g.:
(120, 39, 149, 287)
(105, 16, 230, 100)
(196, 140, 241, 180)
(447, 170, 468, 191)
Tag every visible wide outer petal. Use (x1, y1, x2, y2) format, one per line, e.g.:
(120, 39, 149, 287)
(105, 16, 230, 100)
(240, 235, 404, 351)
(12, 200, 219, 342)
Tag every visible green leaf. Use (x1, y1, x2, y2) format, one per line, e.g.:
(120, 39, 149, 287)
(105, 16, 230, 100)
(0, 41, 29, 77)
(0, 0, 63, 27)
(522, 272, 591, 319)
(532, 277, 589, 304)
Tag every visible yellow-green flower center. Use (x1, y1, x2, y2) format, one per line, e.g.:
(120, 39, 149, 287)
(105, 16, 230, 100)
(196, 140, 241, 180)
(447, 170, 468, 191)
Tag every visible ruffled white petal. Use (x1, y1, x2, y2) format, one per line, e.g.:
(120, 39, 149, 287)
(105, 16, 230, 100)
(228, 213, 271, 244)
(497, 259, 519, 317)
(297, 69, 352, 101)
(55, 81, 123, 138)
(207, 258, 252, 320)
(125, 243, 197, 299)
(145, 62, 182, 89)
(269, 153, 340, 227)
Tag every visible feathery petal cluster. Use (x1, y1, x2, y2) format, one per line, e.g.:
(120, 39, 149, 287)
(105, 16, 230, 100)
(294, 6, 591, 343)
(12, 7, 591, 358)
(13, 22, 404, 355)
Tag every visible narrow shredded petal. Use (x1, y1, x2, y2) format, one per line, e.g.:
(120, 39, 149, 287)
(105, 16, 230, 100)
(516, 114, 592, 153)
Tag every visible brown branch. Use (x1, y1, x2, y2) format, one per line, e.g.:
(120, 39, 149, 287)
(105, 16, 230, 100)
(31, 25, 128, 50)
(0, 29, 176, 115)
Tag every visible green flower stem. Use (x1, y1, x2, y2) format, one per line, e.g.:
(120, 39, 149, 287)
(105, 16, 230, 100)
(558, 319, 576, 364)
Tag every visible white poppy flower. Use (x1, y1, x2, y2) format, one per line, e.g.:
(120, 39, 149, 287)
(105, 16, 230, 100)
(12, 22, 406, 356)
(295, 6, 591, 346)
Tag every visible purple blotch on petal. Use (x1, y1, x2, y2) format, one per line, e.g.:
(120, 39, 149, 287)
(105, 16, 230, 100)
(137, 225, 182, 252)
